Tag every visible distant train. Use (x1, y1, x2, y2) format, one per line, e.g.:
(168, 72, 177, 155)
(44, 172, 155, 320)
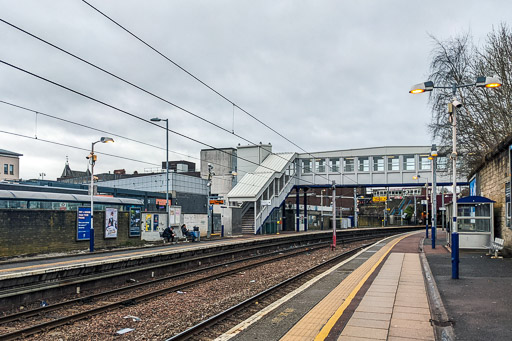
(372, 188, 422, 200)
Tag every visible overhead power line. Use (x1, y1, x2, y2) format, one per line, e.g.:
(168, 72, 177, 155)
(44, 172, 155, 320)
(0, 60, 318, 187)
(78, 2, 355, 184)
(0, 17, 317, 182)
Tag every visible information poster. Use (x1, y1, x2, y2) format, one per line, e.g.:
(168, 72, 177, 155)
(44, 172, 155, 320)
(77, 207, 91, 241)
(105, 207, 118, 238)
(145, 214, 152, 231)
(129, 207, 141, 237)
(153, 214, 159, 231)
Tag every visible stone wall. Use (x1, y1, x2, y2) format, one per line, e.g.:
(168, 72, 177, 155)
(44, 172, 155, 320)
(477, 148, 512, 253)
(0, 210, 144, 258)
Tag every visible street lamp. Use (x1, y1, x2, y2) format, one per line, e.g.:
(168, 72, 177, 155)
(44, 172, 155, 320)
(151, 117, 170, 232)
(410, 76, 502, 279)
(429, 144, 438, 249)
(88, 136, 114, 252)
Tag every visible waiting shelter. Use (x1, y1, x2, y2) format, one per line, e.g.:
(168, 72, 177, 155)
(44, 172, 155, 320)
(447, 196, 495, 249)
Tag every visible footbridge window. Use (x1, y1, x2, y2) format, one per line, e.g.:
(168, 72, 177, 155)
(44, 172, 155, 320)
(403, 155, 415, 171)
(302, 159, 312, 174)
(358, 157, 369, 172)
(373, 156, 384, 172)
(315, 158, 326, 173)
(388, 156, 399, 171)
(419, 155, 431, 170)
(344, 158, 354, 172)
(329, 158, 340, 173)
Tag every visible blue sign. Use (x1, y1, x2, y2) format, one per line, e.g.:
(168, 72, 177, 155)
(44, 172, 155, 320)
(77, 207, 91, 241)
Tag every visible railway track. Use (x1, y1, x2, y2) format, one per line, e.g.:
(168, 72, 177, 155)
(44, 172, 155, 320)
(0, 241, 335, 340)
(165, 241, 372, 340)
(0, 229, 414, 340)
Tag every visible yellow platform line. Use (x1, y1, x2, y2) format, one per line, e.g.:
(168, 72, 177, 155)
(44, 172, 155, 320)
(280, 232, 412, 341)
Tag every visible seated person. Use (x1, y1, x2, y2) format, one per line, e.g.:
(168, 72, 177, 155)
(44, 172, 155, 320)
(181, 224, 196, 242)
(162, 226, 175, 243)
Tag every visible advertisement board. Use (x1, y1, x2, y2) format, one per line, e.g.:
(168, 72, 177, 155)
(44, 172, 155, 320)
(153, 214, 159, 231)
(77, 207, 91, 241)
(129, 207, 141, 237)
(105, 207, 118, 238)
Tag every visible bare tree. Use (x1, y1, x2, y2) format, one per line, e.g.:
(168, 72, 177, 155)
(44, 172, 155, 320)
(427, 24, 512, 176)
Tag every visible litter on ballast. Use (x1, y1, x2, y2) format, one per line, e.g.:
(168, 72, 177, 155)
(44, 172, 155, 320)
(116, 328, 134, 335)
(123, 315, 141, 322)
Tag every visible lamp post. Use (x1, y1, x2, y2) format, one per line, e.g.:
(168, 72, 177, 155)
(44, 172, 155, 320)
(151, 117, 170, 231)
(207, 163, 214, 238)
(88, 137, 114, 252)
(429, 144, 438, 249)
(410, 75, 502, 279)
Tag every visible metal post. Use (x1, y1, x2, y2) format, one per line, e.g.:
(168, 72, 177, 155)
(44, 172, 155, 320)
(165, 119, 169, 231)
(296, 187, 300, 232)
(89, 142, 95, 253)
(425, 180, 429, 238)
(451, 98, 459, 279)
(414, 194, 417, 224)
(451, 232, 459, 279)
(331, 181, 336, 250)
(353, 187, 358, 228)
(384, 188, 388, 227)
(304, 190, 308, 232)
(442, 191, 445, 231)
(320, 190, 324, 230)
(432, 153, 437, 249)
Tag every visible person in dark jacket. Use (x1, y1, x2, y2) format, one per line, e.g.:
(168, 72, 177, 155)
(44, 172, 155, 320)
(181, 224, 196, 242)
(162, 226, 175, 243)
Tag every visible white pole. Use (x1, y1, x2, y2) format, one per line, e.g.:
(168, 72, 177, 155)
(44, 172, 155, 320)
(452, 105, 458, 234)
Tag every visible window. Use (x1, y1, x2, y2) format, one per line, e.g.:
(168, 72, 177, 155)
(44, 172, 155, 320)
(344, 158, 354, 172)
(437, 156, 448, 171)
(9, 164, 14, 175)
(329, 159, 340, 173)
(358, 157, 369, 172)
(387, 156, 399, 171)
(315, 158, 326, 173)
(419, 155, 431, 170)
(302, 159, 311, 174)
(403, 155, 415, 171)
(373, 156, 384, 172)
(3, 164, 7, 175)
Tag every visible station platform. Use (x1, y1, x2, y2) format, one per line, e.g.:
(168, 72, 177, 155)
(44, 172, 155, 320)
(218, 230, 512, 341)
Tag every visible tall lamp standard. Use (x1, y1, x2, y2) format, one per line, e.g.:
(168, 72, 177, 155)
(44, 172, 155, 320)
(410, 76, 502, 279)
(151, 117, 170, 231)
(429, 144, 438, 249)
(88, 137, 114, 252)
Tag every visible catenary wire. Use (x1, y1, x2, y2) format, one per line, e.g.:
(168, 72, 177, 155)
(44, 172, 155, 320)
(0, 61, 316, 186)
(0, 100, 275, 190)
(0, 18, 319, 183)
(76, 3, 356, 184)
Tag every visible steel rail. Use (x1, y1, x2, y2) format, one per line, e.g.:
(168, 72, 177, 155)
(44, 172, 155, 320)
(0, 242, 333, 340)
(165, 243, 370, 341)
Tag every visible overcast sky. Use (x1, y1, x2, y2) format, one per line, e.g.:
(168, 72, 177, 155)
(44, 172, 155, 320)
(0, 0, 509, 180)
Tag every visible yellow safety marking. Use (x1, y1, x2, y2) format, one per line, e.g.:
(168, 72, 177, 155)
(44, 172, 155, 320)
(313, 233, 410, 341)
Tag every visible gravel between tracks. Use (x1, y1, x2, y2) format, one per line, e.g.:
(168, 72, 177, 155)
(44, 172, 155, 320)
(26, 241, 370, 340)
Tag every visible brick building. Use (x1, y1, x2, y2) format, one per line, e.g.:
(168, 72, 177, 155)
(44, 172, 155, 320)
(470, 134, 512, 255)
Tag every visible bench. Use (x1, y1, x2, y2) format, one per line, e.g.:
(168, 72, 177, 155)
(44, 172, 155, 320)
(486, 237, 504, 258)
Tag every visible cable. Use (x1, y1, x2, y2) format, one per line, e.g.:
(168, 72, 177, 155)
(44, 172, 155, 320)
(0, 129, 160, 166)
(0, 100, 277, 190)
(0, 18, 310, 183)
(76, 3, 355, 184)
(0, 59, 319, 184)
